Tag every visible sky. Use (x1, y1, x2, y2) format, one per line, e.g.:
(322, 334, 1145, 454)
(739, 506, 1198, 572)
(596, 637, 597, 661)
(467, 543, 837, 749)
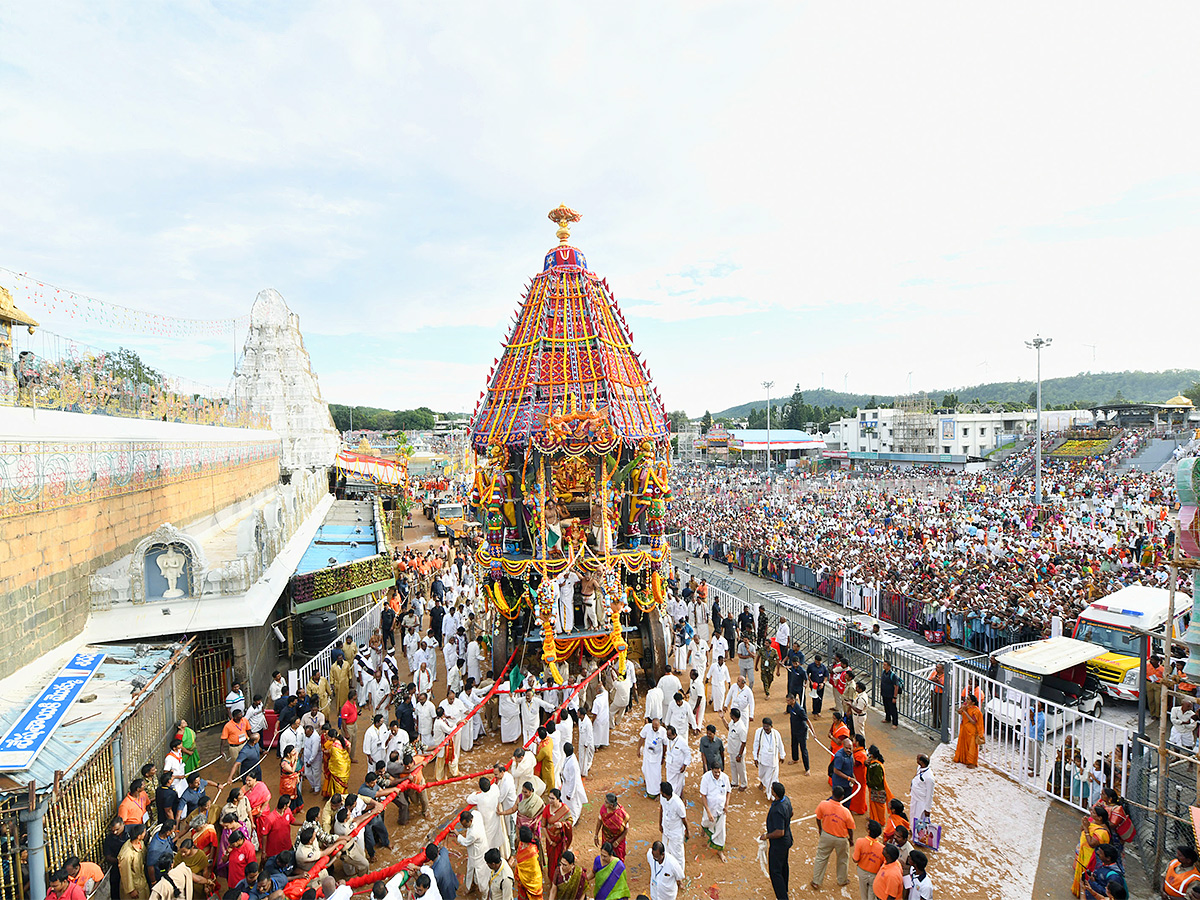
(1, 2, 1198, 417)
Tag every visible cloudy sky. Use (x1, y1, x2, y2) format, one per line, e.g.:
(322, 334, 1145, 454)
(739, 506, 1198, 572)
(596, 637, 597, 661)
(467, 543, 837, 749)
(1, 3, 1198, 416)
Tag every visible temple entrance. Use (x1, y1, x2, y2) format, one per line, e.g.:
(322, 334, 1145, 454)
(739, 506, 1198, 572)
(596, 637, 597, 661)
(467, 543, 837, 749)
(191, 633, 235, 728)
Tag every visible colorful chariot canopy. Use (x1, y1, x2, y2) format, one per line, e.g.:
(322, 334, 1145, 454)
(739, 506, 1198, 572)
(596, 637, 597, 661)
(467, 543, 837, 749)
(470, 205, 670, 453)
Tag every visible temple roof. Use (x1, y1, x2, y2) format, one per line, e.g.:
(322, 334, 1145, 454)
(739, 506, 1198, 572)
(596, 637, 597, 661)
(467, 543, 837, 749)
(470, 207, 669, 452)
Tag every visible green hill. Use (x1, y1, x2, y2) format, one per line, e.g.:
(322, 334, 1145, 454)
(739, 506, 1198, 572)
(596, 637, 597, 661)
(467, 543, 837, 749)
(712, 369, 1200, 418)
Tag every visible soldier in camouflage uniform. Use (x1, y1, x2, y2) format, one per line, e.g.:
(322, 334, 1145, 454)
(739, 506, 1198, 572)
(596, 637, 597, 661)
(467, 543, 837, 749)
(756, 606, 770, 645)
(758, 638, 780, 699)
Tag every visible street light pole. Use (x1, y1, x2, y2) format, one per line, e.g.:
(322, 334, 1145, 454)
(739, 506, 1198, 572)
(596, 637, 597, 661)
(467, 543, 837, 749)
(1025, 335, 1052, 505)
(762, 380, 774, 487)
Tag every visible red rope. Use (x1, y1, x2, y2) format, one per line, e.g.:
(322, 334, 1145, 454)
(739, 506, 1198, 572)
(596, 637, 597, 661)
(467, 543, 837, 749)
(325, 655, 620, 894)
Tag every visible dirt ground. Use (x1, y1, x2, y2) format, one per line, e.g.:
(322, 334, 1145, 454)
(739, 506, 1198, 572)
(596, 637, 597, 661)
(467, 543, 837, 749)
(188, 520, 1009, 899)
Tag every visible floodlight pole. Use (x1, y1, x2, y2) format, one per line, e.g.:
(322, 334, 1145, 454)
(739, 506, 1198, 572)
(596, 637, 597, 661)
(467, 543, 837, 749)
(1025, 335, 1052, 505)
(762, 380, 774, 488)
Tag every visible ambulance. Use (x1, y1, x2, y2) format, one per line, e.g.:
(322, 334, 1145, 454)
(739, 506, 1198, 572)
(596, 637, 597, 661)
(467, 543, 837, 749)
(1072, 584, 1191, 701)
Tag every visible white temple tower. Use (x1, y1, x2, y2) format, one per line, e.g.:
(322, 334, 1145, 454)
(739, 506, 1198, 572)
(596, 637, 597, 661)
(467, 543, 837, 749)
(233, 289, 340, 472)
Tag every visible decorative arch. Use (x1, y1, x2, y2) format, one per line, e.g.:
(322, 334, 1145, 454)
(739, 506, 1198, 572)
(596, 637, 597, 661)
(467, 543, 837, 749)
(128, 523, 209, 604)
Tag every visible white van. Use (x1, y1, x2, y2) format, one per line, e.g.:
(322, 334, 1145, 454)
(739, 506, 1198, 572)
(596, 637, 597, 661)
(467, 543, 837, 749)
(1072, 584, 1191, 701)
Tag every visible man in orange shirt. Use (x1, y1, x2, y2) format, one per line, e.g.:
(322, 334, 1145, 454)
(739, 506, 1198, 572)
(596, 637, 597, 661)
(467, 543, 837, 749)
(811, 785, 855, 889)
(117, 780, 149, 828)
(852, 820, 885, 900)
(221, 709, 251, 762)
(64, 856, 105, 895)
(872, 844, 904, 900)
(1147, 654, 1165, 717)
(341, 690, 361, 762)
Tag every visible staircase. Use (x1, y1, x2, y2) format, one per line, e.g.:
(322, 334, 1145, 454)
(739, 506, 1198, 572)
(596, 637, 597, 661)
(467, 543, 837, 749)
(1121, 438, 1178, 472)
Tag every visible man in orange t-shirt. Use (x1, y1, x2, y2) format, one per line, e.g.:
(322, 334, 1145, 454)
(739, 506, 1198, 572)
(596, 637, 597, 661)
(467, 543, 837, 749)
(811, 786, 855, 889)
(221, 709, 251, 761)
(117, 780, 149, 827)
(872, 844, 904, 900)
(852, 820, 885, 900)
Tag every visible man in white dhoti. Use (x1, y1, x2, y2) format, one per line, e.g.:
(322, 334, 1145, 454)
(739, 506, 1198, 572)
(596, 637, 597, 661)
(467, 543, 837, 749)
(466, 638, 484, 683)
(689, 669, 706, 732)
(557, 572, 579, 632)
(465, 777, 507, 858)
(612, 664, 634, 724)
(689, 640, 708, 679)
(578, 707, 596, 776)
(592, 687, 611, 747)
(727, 675, 755, 723)
(644, 685, 665, 723)
(663, 692, 690, 735)
(910, 753, 935, 821)
(498, 690, 522, 743)
(664, 725, 691, 800)
(454, 809, 489, 893)
(639, 719, 666, 798)
(493, 762, 518, 853)
(416, 692, 437, 748)
(302, 724, 322, 793)
(724, 707, 749, 791)
(658, 667, 682, 702)
(511, 747, 544, 796)
(658, 781, 689, 878)
(520, 691, 546, 746)
(699, 760, 731, 861)
(707, 655, 730, 712)
(752, 717, 784, 794)
(554, 713, 574, 780)
(363, 714, 387, 768)
(559, 743, 587, 824)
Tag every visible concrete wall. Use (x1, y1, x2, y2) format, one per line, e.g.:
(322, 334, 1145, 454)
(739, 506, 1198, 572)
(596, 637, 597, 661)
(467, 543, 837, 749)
(0, 447, 280, 680)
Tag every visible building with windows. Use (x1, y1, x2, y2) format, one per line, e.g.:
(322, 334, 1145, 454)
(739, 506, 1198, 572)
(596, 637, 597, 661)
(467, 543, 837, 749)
(826, 407, 1093, 457)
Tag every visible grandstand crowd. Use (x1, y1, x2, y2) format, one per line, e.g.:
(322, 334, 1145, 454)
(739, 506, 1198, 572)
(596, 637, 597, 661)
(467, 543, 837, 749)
(668, 428, 1194, 646)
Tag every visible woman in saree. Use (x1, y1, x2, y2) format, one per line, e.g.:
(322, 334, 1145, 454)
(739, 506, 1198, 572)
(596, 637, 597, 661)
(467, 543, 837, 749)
(516, 782, 546, 862)
(1072, 805, 1110, 897)
(549, 849, 585, 900)
(541, 789, 573, 882)
(175, 719, 200, 774)
(241, 773, 271, 823)
(849, 739, 869, 817)
(953, 694, 984, 767)
(591, 842, 631, 900)
(221, 789, 254, 844)
(514, 824, 544, 900)
(865, 745, 893, 828)
(324, 731, 352, 798)
(593, 793, 630, 862)
(881, 799, 910, 844)
(535, 728, 556, 793)
(171, 838, 211, 899)
(279, 745, 301, 801)
(214, 813, 250, 882)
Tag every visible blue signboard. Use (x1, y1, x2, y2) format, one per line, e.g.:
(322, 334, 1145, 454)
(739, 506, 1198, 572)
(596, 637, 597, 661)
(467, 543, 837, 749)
(0, 651, 106, 771)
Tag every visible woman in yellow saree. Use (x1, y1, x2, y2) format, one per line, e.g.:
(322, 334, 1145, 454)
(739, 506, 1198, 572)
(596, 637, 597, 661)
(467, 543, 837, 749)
(324, 732, 351, 798)
(514, 824, 544, 900)
(1071, 805, 1110, 897)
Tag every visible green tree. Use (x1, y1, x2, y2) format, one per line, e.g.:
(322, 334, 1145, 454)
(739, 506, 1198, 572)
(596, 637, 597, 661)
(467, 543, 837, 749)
(667, 409, 690, 432)
(940, 393, 958, 409)
(105, 347, 164, 387)
(701, 410, 713, 434)
(1185, 382, 1200, 404)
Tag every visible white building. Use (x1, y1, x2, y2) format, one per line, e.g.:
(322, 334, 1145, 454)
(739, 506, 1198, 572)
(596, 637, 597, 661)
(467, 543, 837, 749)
(826, 408, 1093, 457)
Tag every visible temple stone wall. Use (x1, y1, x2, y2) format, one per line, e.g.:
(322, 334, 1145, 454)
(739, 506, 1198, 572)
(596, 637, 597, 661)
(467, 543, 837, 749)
(233, 289, 341, 472)
(0, 453, 279, 680)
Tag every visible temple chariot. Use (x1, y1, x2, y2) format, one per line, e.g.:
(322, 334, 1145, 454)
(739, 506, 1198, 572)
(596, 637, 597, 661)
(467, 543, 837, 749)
(469, 206, 673, 682)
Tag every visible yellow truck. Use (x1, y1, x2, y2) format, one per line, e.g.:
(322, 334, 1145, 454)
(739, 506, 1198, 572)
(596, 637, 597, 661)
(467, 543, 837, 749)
(1072, 584, 1191, 701)
(433, 500, 481, 540)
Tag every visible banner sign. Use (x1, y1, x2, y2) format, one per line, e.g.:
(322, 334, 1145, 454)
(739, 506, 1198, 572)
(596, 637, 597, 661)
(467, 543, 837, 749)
(0, 651, 106, 771)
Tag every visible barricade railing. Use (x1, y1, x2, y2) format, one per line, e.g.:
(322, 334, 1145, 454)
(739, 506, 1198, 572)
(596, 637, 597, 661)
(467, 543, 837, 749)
(290, 599, 383, 693)
(675, 530, 1039, 655)
(947, 660, 1130, 813)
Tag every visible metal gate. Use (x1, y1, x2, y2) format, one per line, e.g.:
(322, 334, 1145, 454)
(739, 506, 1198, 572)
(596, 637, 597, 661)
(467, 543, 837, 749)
(0, 794, 25, 900)
(192, 633, 234, 728)
(948, 661, 1130, 813)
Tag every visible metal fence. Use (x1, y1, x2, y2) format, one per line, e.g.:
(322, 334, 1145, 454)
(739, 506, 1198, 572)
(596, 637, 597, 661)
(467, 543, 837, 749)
(290, 599, 383, 693)
(1124, 740, 1199, 886)
(946, 660, 1130, 813)
(705, 577, 948, 734)
(678, 529, 1040, 656)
